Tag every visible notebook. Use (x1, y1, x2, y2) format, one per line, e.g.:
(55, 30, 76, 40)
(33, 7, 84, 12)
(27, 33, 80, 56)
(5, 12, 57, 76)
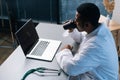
(15, 19, 61, 61)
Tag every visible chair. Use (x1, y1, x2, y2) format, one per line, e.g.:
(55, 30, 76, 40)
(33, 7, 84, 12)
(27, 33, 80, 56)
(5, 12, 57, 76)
(0, 0, 17, 49)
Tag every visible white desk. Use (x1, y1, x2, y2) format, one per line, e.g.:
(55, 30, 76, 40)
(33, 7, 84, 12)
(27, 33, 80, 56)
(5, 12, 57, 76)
(0, 23, 74, 80)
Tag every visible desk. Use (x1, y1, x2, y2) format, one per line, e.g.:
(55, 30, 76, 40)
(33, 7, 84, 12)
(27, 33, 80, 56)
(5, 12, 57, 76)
(0, 23, 74, 80)
(99, 15, 120, 55)
(1, 15, 120, 80)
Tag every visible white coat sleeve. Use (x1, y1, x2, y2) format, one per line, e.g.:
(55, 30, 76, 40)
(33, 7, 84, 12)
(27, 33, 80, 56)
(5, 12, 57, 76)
(56, 42, 101, 76)
(56, 49, 73, 69)
(69, 29, 83, 43)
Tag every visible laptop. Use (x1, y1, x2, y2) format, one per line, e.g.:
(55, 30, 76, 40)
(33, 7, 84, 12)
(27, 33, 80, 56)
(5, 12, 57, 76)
(15, 19, 61, 61)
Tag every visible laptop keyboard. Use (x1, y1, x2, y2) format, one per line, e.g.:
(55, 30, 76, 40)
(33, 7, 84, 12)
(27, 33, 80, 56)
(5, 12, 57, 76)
(31, 41, 50, 56)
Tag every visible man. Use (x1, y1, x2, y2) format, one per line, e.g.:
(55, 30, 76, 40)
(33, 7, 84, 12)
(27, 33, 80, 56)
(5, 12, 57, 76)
(56, 3, 119, 80)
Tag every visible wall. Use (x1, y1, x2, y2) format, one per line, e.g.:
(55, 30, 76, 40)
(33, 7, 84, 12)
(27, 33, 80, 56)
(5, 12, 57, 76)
(112, 0, 120, 24)
(112, 0, 120, 56)
(0, 0, 108, 25)
(0, 0, 59, 33)
(0, 0, 59, 23)
(59, 0, 107, 23)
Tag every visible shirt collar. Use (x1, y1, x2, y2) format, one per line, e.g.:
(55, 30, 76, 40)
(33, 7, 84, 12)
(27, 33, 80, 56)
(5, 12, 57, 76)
(86, 23, 103, 38)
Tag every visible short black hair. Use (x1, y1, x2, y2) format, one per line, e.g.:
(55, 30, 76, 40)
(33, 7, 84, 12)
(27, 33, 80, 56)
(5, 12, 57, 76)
(77, 3, 100, 26)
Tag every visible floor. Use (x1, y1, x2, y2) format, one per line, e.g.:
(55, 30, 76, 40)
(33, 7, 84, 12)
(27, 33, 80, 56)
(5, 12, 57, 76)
(0, 33, 15, 65)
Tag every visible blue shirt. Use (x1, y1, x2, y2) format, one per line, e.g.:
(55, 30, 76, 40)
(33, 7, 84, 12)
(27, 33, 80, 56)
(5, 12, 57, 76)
(56, 23, 119, 80)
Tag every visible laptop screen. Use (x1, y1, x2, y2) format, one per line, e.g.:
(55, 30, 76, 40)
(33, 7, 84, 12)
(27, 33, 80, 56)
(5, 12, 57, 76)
(15, 19, 39, 55)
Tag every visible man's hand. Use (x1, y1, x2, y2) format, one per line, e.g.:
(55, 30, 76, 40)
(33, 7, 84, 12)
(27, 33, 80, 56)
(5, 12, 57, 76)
(61, 44, 73, 50)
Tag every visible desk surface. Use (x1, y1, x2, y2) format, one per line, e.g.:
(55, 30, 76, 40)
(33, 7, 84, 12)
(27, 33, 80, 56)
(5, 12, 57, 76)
(0, 23, 74, 80)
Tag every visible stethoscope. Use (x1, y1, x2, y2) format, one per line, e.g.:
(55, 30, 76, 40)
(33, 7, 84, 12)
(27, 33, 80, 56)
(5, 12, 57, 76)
(21, 67, 62, 80)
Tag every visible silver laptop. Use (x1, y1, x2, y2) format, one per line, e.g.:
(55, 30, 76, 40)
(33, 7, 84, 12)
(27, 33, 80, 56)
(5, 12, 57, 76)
(15, 19, 61, 61)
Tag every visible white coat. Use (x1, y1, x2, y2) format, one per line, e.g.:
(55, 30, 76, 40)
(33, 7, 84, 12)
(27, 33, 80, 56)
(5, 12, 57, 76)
(56, 23, 119, 80)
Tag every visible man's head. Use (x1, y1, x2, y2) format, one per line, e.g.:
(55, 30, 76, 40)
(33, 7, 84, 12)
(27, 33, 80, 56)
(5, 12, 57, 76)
(75, 3, 100, 33)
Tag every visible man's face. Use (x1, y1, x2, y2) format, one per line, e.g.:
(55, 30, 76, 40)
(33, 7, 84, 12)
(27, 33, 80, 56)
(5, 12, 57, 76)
(75, 12, 85, 32)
